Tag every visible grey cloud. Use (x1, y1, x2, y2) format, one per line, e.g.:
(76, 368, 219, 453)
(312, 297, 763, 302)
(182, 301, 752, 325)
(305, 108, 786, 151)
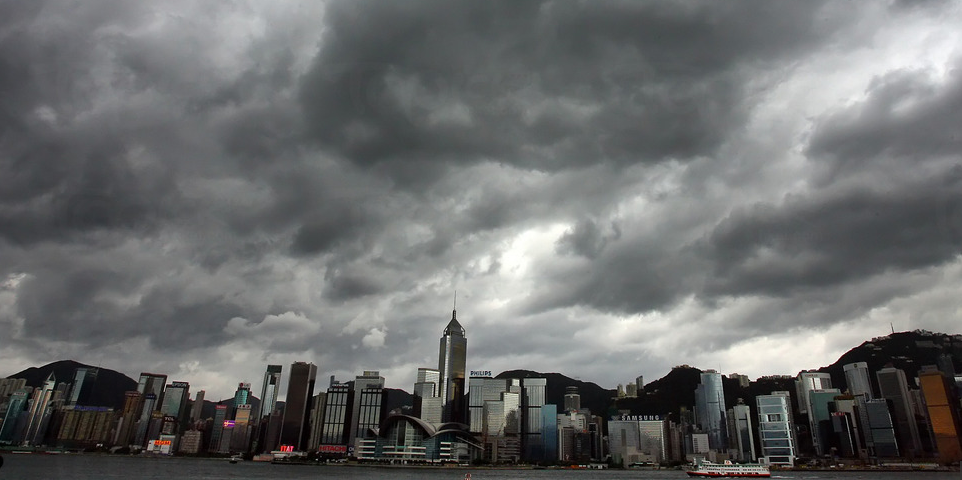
(556, 218, 622, 259)
(807, 63, 962, 184)
(703, 178, 962, 297)
(299, 1, 841, 181)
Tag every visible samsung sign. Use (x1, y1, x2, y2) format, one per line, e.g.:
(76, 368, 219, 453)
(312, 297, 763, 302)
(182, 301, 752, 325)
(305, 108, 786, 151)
(470, 370, 493, 377)
(621, 414, 663, 421)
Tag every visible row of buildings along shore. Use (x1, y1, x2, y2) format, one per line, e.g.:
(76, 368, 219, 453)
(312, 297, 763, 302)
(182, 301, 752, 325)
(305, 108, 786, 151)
(1, 309, 962, 467)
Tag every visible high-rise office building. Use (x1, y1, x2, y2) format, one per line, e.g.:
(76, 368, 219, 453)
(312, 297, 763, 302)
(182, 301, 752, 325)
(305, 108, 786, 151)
(209, 404, 228, 452)
(160, 381, 189, 424)
(259, 365, 282, 421)
(468, 377, 512, 434)
(862, 397, 899, 457)
(414, 367, 442, 423)
(114, 391, 143, 446)
(876, 367, 922, 457)
(732, 399, 756, 461)
(756, 391, 797, 466)
(522, 378, 547, 461)
(230, 403, 253, 452)
(254, 365, 282, 453)
(563, 386, 581, 412)
(795, 372, 832, 415)
(608, 417, 669, 466)
(918, 366, 962, 464)
(438, 304, 467, 423)
(694, 371, 727, 451)
(137, 373, 168, 406)
(134, 372, 167, 447)
(279, 361, 316, 451)
(843, 362, 873, 399)
(0, 388, 30, 444)
(807, 389, 842, 456)
(307, 392, 327, 451)
(189, 390, 205, 422)
(320, 382, 351, 447)
(0, 378, 27, 398)
(636, 376, 644, 394)
(349, 371, 385, 446)
(22, 372, 57, 445)
(66, 367, 99, 407)
(231, 383, 251, 419)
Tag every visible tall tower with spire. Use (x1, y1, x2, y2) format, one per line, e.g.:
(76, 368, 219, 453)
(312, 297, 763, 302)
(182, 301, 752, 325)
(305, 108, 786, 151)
(438, 294, 467, 423)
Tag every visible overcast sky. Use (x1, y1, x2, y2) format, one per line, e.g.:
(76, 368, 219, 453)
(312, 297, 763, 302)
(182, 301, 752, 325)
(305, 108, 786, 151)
(2, 1, 961, 401)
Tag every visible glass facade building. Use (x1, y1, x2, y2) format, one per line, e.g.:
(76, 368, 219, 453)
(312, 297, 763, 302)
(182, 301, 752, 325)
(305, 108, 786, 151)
(321, 383, 351, 446)
(280, 361, 316, 451)
(876, 367, 922, 457)
(694, 371, 727, 451)
(522, 378, 547, 461)
(918, 367, 962, 464)
(67, 367, 99, 407)
(843, 362, 873, 399)
(756, 391, 796, 466)
(438, 308, 467, 423)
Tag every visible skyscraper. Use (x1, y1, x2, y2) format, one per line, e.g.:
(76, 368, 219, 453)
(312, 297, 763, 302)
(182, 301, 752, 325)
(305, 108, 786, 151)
(160, 381, 189, 424)
(349, 371, 385, 446)
(918, 366, 962, 464)
(795, 372, 832, 415)
(254, 365, 282, 453)
(414, 367, 442, 423)
(732, 399, 756, 461)
(756, 391, 797, 466)
(320, 382, 351, 446)
(189, 390, 205, 422)
(843, 362, 873, 398)
(134, 372, 167, 446)
(522, 378, 547, 461)
(66, 367, 99, 407)
(231, 383, 251, 419)
(279, 361, 316, 451)
(876, 367, 923, 457)
(0, 388, 30, 444)
(438, 303, 467, 423)
(22, 372, 57, 445)
(694, 371, 727, 451)
(563, 386, 581, 412)
(258, 365, 283, 421)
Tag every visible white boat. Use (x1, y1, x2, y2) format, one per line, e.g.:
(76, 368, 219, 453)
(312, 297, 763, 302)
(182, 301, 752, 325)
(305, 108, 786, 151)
(686, 460, 771, 477)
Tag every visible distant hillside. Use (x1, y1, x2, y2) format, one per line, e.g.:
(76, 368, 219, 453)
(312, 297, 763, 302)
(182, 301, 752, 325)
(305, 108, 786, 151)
(817, 330, 962, 395)
(497, 369, 617, 417)
(7, 360, 137, 409)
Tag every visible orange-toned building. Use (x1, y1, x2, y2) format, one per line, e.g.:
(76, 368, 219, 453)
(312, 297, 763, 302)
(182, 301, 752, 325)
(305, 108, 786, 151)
(918, 367, 962, 464)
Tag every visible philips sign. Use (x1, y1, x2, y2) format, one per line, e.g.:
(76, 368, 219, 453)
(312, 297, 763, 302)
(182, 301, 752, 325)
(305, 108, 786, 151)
(470, 370, 492, 377)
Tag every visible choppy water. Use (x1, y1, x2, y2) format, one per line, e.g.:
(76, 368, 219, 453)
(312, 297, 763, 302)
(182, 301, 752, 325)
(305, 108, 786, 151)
(0, 454, 959, 480)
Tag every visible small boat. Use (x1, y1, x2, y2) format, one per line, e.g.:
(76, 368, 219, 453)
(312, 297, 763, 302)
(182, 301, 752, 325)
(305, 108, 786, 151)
(686, 460, 771, 477)
(229, 455, 243, 463)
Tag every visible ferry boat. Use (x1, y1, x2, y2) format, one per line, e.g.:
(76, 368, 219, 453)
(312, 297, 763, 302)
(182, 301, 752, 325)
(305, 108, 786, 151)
(686, 460, 771, 477)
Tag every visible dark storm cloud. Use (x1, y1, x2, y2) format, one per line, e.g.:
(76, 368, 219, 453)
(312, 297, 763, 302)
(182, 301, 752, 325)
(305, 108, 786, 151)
(2, 0, 960, 395)
(556, 218, 622, 259)
(704, 179, 962, 297)
(299, 0, 841, 179)
(701, 61, 962, 299)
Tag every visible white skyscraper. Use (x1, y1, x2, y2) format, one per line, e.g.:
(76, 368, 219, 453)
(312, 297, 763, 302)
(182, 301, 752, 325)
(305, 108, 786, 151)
(843, 362, 873, 398)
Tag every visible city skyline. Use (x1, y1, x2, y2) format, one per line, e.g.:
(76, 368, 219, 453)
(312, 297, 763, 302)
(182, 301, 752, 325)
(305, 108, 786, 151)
(2, 1, 962, 402)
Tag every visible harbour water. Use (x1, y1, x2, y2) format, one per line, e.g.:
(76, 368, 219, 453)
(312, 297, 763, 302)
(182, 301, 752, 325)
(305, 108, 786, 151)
(0, 455, 959, 480)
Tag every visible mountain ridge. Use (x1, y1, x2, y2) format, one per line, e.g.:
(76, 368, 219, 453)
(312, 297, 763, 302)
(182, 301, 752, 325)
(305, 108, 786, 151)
(7, 330, 959, 417)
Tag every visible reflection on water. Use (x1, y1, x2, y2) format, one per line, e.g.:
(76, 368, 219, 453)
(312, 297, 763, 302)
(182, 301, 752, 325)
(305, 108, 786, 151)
(0, 455, 958, 480)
